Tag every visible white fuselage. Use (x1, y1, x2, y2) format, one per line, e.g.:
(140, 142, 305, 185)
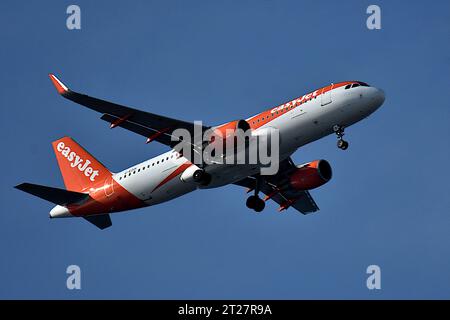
(113, 84, 385, 207)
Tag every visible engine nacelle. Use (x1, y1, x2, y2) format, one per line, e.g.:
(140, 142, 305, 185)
(207, 119, 251, 154)
(180, 165, 202, 183)
(289, 160, 332, 191)
(180, 165, 211, 186)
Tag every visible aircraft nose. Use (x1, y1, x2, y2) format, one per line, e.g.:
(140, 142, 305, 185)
(378, 88, 385, 104)
(366, 87, 385, 111)
(374, 88, 385, 106)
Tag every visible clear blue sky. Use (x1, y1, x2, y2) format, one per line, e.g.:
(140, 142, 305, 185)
(1, 0, 449, 299)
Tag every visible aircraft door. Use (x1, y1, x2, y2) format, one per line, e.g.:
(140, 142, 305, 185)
(321, 83, 333, 106)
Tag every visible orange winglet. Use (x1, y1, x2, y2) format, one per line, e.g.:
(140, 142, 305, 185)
(110, 114, 132, 129)
(48, 74, 69, 94)
(146, 127, 170, 144)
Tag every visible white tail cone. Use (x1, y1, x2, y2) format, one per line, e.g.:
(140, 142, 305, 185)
(49, 205, 72, 218)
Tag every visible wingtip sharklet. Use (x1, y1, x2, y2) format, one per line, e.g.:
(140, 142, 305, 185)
(49, 73, 69, 94)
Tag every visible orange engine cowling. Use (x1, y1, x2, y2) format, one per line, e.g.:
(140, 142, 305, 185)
(209, 119, 251, 149)
(212, 119, 250, 139)
(289, 160, 332, 191)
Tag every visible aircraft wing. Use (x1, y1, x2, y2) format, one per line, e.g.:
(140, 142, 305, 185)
(234, 157, 319, 214)
(49, 74, 209, 147)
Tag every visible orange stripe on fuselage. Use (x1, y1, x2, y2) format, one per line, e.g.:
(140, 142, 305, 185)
(152, 161, 193, 193)
(247, 81, 355, 130)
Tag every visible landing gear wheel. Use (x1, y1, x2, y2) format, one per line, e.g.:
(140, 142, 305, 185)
(246, 195, 265, 212)
(246, 195, 257, 209)
(337, 139, 349, 150)
(333, 125, 348, 150)
(253, 199, 265, 212)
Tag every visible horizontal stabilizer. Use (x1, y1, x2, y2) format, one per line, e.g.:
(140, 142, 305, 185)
(15, 183, 88, 206)
(84, 214, 112, 230)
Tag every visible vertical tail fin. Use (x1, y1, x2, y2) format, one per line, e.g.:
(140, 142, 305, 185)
(52, 137, 111, 192)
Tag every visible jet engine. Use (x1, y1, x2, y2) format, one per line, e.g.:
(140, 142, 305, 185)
(180, 165, 211, 186)
(289, 160, 332, 190)
(207, 119, 251, 154)
(210, 119, 250, 143)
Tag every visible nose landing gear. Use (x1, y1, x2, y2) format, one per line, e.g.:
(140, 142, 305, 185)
(333, 125, 349, 150)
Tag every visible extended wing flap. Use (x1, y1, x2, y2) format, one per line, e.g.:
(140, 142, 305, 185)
(284, 191, 319, 213)
(260, 181, 319, 214)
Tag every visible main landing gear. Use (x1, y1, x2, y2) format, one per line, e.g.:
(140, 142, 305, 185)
(246, 176, 265, 213)
(246, 195, 265, 212)
(333, 125, 349, 150)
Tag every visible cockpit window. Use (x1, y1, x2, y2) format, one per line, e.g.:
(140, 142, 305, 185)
(345, 82, 370, 90)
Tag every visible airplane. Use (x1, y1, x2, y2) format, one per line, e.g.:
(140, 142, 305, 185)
(15, 74, 385, 229)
